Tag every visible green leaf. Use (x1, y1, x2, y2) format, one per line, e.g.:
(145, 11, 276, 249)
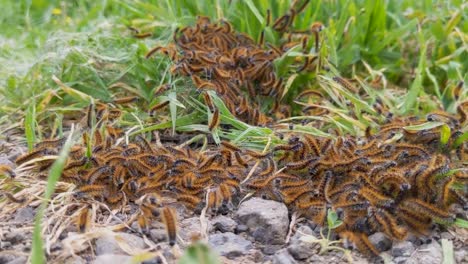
(53, 75, 92, 103)
(454, 218, 468, 229)
(403, 121, 445, 131)
(439, 124, 451, 146)
(327, 209, 343, 229)
(178, 242, 220, 264)
(444, 11, 461, 36)
(282, 73, 298, 99)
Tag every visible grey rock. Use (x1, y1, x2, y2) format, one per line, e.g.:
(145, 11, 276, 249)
(236, 198, 289, 244)
(0, 241, 12, 248)
(208, 232, 253, 259)
(287, 225, 317, 260)
(379, 252, 393, 263)
(235, 224, 248, 233)
(0, 157, 14, 167)
(263, 245, 282, 255)
(50, 242, 62, 251)
(142, 257, 165, 264)
(251, 249, 264, 263)
(287, 244, 311, 260)
(272, 249, 297, 264)
(21, 243, 31, 252)
(393, 256, 408, 264)
(392, 241, 414, 257)
(440, 232, 454, 240)
(65, 256, 86, 264)
(95, 233, 145, 255)
(6, 257, 27, 264)
(93, 254, 132, 264)
(13, 207, 35, 223)
(406, 241, 443, 264)
(210, 215, 237, 233)
(368, 232, 392, 252)
(4, 231, 25, 244)
(130, 220, 141, 231)
(149, 228, 167, 242)
(454, 248, 467, 264)
(0, 254, 16, 263)
(179, 217, 204, 242)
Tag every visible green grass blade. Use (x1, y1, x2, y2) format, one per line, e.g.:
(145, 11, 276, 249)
(243, 0, 264, 25)
(25, 103, 36, 151)
(403, 29, 427, 114)
(441, 239, 455, 264)
(403, 121, 445, 131)
(31, 128, 77, 264)
(454, 218, 468, 229)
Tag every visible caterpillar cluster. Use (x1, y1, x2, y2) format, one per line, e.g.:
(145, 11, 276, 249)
(146, 1, 322, 126)
(249, 127, 466, 258)
(13, 109, 467, 258)
(14, 123, 261, 246)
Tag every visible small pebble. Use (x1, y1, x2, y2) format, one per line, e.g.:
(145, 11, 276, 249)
(440, 232, 454, 240)
(272, 249, 297, 264)
(208, 232, 253, 259)
(0, 241, 12, 249)
(287, 225, 317, 260)
(263, 245, 282, 255)
(13, 207, 35, 223)
(149, 228, 167, 242)
(235, 224, 248, 234)
(393, 256, 408, 264)
(236, 198, 289, 245)
(368, 232, 392, 252)
(406, 241, 442, 264)
(95, 233, 145, 255)
(94, 254, 132, 264)
(5, 231, 25, 244)
(210, 215, 237, 233)
(6, 256, 27, 264)
(391, 241, 414, 257)
(454, 248, 467, 264)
